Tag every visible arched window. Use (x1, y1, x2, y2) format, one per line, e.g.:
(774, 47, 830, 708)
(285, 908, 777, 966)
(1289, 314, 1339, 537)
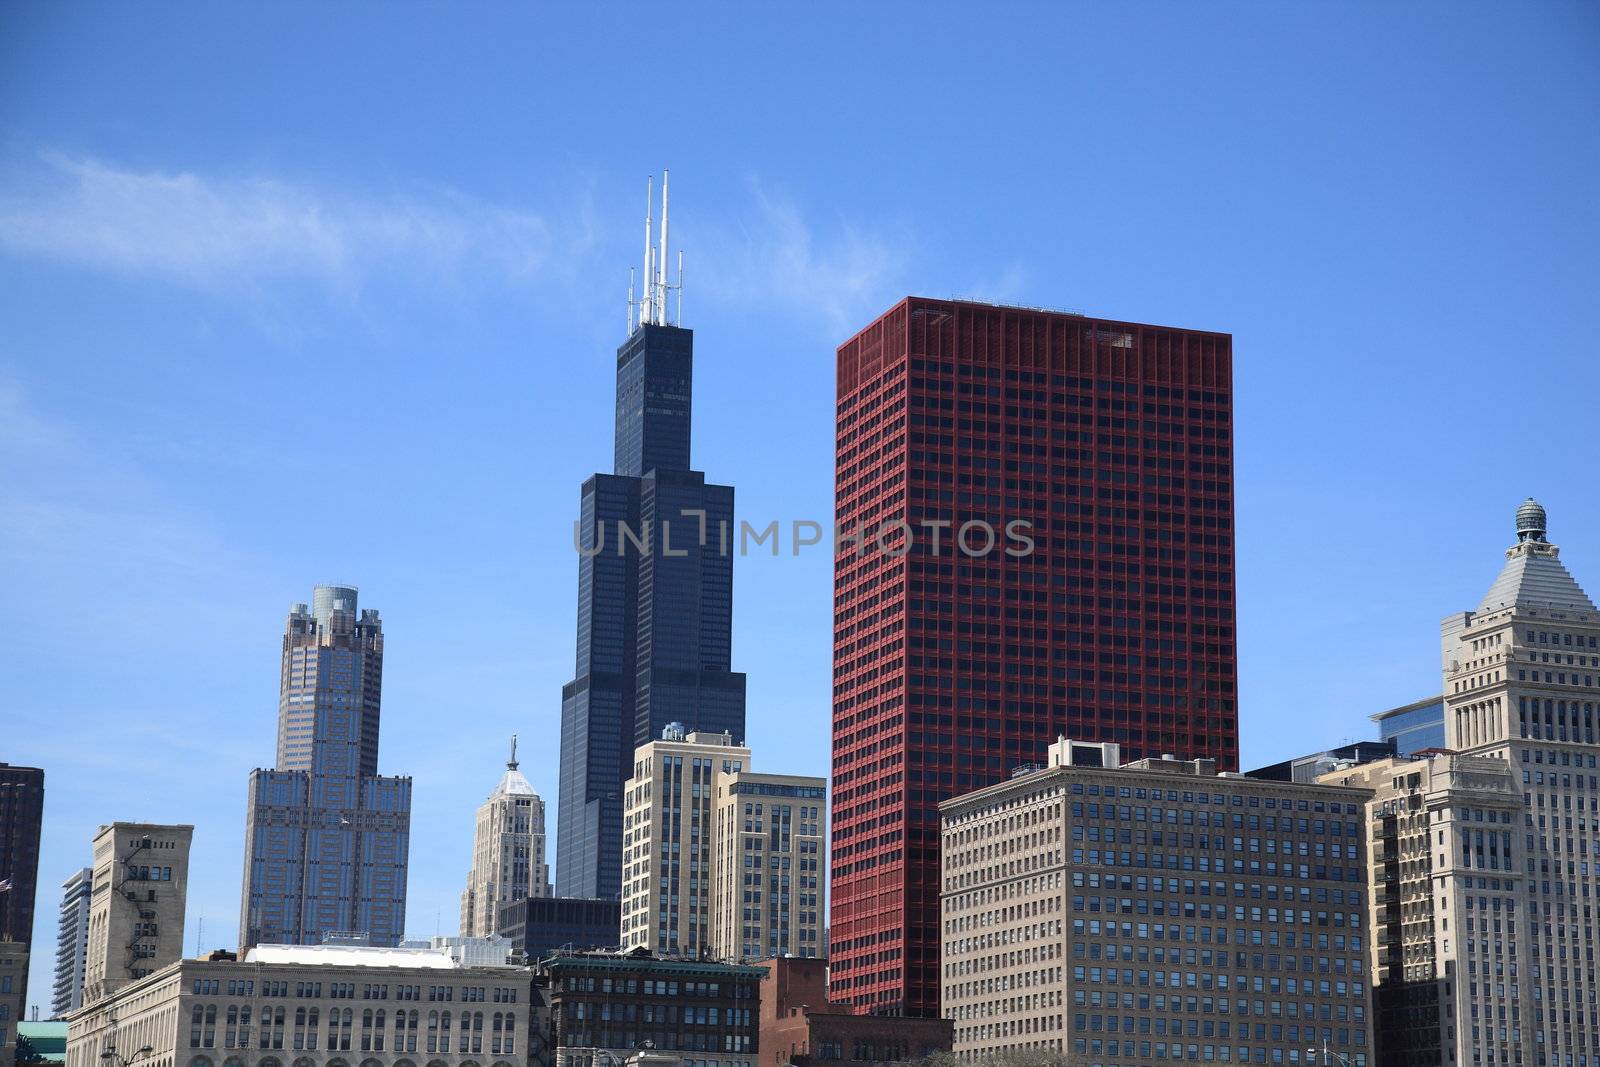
(426, 1011, 439, 1054)
(203, 1005, 217, 1048)
(501, 1014, 514, 1056)
(361, 1010, 374, 1052)
(187, 1057, 212, 1067)
(190, 1007, 205, 1047)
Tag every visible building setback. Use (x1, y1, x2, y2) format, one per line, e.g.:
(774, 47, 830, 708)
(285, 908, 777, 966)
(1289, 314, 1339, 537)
(832, 298, 1239, 1015)
(557, 180, 746, 902)
(51, 868, 91, 1018)
(940, 738, 1373, 1062)
(460, 738, 551, 940)
(240, 586, 411, 951)
(64, 944, 536, 1067)
(0, 764, 44, 1012)
(82, 823, 191, 1006)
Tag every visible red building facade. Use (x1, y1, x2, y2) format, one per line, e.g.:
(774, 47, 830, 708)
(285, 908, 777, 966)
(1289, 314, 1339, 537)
(829, 298, 1238, 1016)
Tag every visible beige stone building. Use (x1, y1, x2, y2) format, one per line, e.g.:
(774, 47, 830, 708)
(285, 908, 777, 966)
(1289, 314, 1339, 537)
(621, 727, 749, 957)
(1319, 752, 1528, 1065)
(65, 944, 536, 1067)
(940, 738, 1374, 1063)
(84, 823, 193, 1006)
(1320, 500, 1600, 1067)
(710, 772, 825, 963)
(459, 739, 550, 940)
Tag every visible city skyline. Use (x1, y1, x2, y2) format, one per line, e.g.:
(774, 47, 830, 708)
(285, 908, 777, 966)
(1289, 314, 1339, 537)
(3, 1, 1598, 1021)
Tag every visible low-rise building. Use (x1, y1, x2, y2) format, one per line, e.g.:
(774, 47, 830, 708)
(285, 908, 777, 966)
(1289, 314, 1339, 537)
(758, 957, 950, 1067)
(538, 949, 760, 1067)
(940, 738, 1375, 1063)
(65, 944, 533, 1067)
(16, 1021, 68, 1066)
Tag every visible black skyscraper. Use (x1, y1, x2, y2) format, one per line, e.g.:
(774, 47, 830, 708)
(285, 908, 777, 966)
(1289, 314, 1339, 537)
(557, 182, 746, 900)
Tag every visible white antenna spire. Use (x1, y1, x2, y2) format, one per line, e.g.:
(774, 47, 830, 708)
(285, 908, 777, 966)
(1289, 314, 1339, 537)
(641, 176, 654, 328)
(627, 169, 684, 333)
(657, 170, 670, 326)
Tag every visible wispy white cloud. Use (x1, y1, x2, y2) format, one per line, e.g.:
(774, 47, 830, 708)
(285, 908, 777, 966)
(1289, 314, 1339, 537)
(0, 153, 562, 297)
(692, 178, 911, 334)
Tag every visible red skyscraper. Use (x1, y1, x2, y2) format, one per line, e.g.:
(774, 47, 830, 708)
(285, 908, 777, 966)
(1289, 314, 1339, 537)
(830, 298, 1238, 1016)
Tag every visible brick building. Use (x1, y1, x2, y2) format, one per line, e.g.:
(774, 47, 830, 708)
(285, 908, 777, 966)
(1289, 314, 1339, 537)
(759, 958, 950, 1067)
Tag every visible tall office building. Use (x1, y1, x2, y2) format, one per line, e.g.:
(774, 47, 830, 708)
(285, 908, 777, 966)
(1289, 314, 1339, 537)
(711, 769, 826, 963)
(831, 298, 1238, 1014)
(941, 740, 1373, 1062)
(1321, 750, 1527, 1065)
(51, 868, 91, 1017)
(557, 175, 746, 900)
(82, 822, 191, 1005)
(0, 764, 44, 1010)
(1323, 499, 1600, 1066)
(620, 726, 751, 956)
(460, 737, 551, 939)
(239, 586, 412, 951)
(1439, 500, 1599, 1063)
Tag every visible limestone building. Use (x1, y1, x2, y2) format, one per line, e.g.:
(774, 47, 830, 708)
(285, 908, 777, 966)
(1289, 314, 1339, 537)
(83, 823, 192, 1006)
(64, 943, 534, 1067)
(939, 738, 1374, 1063)
(621, 727, 750, 957)
(459, 738, 551, 940)
(710, 771, 825, 963)
(1320, 752, 1528, 1065)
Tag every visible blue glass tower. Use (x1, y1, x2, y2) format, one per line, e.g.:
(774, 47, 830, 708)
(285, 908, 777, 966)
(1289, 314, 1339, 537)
(239, 586, 411, 949)
(557, 217, 747, 899)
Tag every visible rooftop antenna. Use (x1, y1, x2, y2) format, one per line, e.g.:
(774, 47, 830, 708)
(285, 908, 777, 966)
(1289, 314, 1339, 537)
(657, 169, 669, 326)
(627, 170, 684, 332)
(637, 175, 655, 331)
(508, 733, 519, 771)
(626, 268, 635, 335)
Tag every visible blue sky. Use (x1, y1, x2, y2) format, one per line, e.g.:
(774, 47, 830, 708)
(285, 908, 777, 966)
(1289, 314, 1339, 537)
(2, 1, 1597, 1014)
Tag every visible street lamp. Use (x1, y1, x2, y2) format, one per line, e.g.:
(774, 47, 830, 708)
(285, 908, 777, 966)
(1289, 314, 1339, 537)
(101, 1045, 154, 1067)
(1306, 1047, 1353, 1067)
